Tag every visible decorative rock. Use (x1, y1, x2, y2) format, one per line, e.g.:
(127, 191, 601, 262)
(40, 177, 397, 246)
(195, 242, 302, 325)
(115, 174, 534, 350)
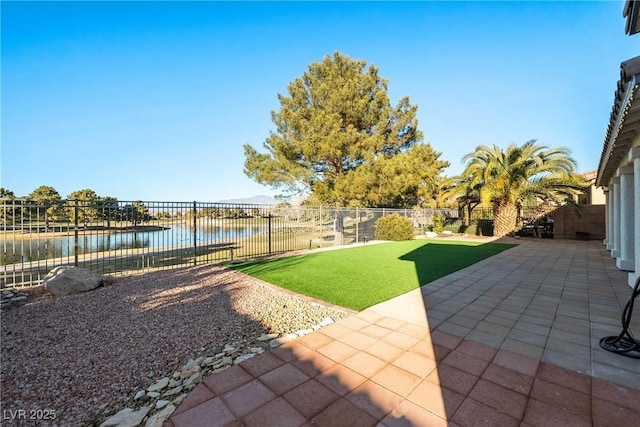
(425, 231, 438, 238)
(162, 385, 183, 397)
(180, 367, 199, 380)
(99, 406, 151, 427)
(269, 334, 298, 348)
(155, 400, 170, 410)
(147, 392, 160, 399)
(214, 352, 225, 358)
(144, 404, 175, 427)
(1, 290, 29, 309)
(168, 379, 182, 388)
(134, 390, 146, 400)
(222, 356, 233, 366)
(172, 394, 187, 405)
(223, 344, 235, 353)
(442, 230, 453, 235)
(233, 353, 255, 364)
(147, 377, 169, 393)
(296, 328, 314, 337)
(182, 372, 203, 387)
(43, 266, 104, 296)
(257, 333, 279, 341)
(319, 317, 334, 327)
(203, 356, 216, 366)
(181, 358, 199, 370)
(249, 347, 264, 354)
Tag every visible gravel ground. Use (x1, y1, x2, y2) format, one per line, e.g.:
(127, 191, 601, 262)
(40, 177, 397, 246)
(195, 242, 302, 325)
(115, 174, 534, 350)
(0, 265, 350, 426)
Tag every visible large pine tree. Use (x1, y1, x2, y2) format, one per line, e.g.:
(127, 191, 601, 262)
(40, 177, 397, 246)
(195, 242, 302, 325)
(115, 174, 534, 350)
(244, 51, 448, 208)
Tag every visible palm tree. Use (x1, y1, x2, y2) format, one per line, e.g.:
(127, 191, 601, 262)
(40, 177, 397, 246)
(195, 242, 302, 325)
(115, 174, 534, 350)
(459, 140, 588, 237)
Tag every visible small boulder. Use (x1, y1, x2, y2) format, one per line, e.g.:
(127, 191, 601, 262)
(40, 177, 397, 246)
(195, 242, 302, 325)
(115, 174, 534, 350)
(44, 266, 103, 296)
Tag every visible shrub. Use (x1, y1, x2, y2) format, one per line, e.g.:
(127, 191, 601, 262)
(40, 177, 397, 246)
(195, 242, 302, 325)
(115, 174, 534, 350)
(458, 223, 479, 235)
(375, 214, 414, 241)
(432, 215, 445, 233)
(443, 223, 460, 233)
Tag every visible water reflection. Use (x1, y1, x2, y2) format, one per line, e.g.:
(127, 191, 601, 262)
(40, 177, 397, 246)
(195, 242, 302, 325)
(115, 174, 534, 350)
(1, 224, 265, 265)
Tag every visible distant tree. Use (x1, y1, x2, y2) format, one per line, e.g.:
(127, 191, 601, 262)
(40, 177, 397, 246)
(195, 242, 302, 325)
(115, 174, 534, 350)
(0, 188, 16, 199)
(244, 51, 449, 208)
(442, 174, 482, 226)
(67, 189, 99, 227)
(220, 207, 247, 219)
(424, 176, 459, 210)
(200, 207, 223, 219)
(156, 211, 172, 220)
(28, 185, 63, 226)
(0, 188, 17, 225)
(122, 201, 150, 226)
(96, 196, 120, 228)
(459, 140, 588, 237)
(28, 185, 61, 205)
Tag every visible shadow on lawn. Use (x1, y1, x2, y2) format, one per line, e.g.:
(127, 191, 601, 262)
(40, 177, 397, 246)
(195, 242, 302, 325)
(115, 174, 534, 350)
(398, 240, 517, 287)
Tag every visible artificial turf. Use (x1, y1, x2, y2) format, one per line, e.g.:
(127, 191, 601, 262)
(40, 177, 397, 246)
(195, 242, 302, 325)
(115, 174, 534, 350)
(229, 239, 516, 311)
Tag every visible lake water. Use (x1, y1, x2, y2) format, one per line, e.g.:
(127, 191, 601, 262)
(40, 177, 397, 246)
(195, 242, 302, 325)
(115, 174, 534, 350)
(1, 223, 266, 265)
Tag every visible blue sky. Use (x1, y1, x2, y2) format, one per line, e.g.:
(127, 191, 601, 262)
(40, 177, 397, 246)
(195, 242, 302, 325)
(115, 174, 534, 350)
(1, 1, 637, 202)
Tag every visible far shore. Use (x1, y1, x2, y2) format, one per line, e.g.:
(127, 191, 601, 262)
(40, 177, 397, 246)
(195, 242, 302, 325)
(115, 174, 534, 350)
(1, 225, 170, 240)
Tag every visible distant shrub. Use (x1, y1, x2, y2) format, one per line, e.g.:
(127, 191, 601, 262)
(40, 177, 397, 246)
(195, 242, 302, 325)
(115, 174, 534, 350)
(443, 223, 460, 233)
(375, 214, 414, 241)
(431, 215, 445, 233)
(458, 223, 479, 236)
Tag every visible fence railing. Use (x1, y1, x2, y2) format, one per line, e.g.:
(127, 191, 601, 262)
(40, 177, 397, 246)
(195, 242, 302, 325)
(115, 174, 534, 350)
(1, 199, 458, 287)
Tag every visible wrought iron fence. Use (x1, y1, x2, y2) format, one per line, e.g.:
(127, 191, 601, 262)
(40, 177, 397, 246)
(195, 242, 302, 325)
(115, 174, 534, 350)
(1, 199, 458, 287)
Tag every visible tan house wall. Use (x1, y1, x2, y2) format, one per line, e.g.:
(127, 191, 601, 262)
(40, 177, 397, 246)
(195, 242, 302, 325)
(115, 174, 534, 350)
(588, 185, 606, 205)
(550, 205, 606, 240)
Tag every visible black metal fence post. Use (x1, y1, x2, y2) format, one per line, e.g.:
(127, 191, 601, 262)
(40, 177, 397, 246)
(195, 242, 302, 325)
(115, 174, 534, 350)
(193, 201, 197, 266)
(268, 214, 272, 255)
(74, 204, 79, 267)
(356, 207, 360, 243)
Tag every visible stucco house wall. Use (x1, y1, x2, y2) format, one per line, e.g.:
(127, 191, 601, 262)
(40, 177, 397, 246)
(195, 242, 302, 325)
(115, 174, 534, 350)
(596, 3, 640, 288)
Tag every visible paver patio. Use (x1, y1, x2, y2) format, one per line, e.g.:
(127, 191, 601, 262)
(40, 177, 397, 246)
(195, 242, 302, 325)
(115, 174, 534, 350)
(167, 238, 640, 426)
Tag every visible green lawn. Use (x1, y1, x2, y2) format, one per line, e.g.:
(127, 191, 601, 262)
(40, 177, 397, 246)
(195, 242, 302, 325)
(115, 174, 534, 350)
(229, 239, 516, 311)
